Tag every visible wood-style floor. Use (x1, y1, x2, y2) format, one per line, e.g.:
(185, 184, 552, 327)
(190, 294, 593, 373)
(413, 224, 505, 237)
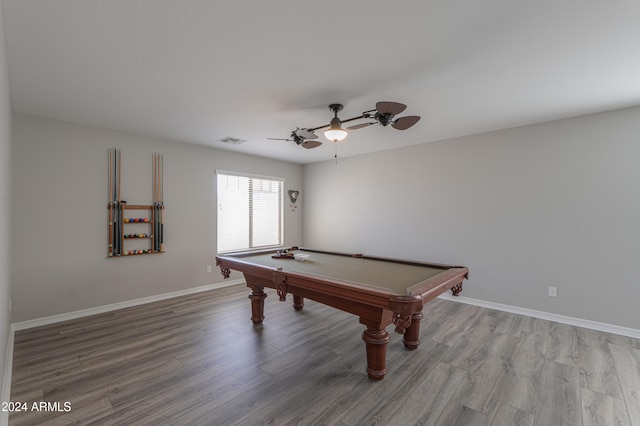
(9, 284, 640, 425)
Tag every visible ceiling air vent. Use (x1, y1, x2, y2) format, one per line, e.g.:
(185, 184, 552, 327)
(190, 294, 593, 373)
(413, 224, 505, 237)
(218, 136, 248, 145)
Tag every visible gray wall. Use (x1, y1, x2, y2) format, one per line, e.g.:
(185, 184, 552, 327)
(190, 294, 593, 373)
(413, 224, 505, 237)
(0, 0, 12, 405)
(303, 107, 640, 329)
(11, 115, 303, 322)
(8, 93, 640, 333)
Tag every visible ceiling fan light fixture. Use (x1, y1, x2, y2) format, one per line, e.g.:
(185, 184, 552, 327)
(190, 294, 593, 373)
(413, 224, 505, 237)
(324, 104, 348, 142)
(324, 117, 348, 142)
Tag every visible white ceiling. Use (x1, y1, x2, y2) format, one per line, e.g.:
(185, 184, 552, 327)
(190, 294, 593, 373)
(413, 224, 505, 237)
(3, 0, 640, 164)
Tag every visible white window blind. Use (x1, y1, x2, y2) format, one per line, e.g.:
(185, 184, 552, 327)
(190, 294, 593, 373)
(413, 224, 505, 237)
(217, 171, 283, 252)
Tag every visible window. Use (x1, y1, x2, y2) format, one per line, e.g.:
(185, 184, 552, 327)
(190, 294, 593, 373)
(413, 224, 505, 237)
(217, 171, 284, 252)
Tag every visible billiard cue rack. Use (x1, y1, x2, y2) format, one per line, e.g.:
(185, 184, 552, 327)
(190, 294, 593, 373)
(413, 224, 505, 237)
(108, 148, 165, 257)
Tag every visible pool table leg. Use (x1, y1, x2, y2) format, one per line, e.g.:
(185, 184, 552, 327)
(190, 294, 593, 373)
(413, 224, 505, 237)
(402, 311, 424, 350)
(451, 282, 463, 296)
(248, 286, 267, 325)
(361, 324, 391, 380)
(292, 294, 304, 311)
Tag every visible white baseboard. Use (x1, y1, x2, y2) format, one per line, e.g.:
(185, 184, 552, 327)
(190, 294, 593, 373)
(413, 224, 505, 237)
(11, 279, 244, 331)
(10, 280, 640, 338)
(439, 293, 640, 339)
(14, 281, 637, 338)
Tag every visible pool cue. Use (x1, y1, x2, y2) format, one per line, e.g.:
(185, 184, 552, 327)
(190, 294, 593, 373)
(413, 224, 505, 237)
(111, 148, 119, 256)
(113, 148, 122, 256)
(152, 153, 156, 252)
(112, 148, 118, 256)
(153, 153, 159, 252)
(159, 153, 164, 252)
(117, 149, 122, 255)
(108, 149, 113, 256)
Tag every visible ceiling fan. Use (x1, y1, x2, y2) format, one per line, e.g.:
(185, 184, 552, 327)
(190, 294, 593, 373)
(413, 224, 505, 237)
(347, 101, 421, 131)
(267, 128, 322, 149)
(268, 101, 420, 151)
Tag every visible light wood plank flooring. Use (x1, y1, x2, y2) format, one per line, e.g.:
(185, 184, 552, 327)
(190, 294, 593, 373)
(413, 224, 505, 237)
(9, 284, 640, 425)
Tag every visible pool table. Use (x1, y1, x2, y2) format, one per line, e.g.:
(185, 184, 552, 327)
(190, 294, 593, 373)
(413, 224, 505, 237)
(216, 247, 468, 380)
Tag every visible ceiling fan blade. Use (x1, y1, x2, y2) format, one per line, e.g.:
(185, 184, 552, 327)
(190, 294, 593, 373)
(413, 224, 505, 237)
(376, 101, 407, 116)
(392, 115, 421, 130)
(267, 137, 290, 141)
(295, 128, 318, 140)
(347, 122, 375, 130)
(302, 140, 322, 149)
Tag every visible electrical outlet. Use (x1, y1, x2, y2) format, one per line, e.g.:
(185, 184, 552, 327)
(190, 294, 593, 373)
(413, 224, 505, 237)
(207, 265, 212, 273)
(548, 286, 557, 298)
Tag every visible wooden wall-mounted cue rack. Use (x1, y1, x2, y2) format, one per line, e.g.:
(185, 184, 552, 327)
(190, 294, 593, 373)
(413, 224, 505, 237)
(108, 149, 165, 257)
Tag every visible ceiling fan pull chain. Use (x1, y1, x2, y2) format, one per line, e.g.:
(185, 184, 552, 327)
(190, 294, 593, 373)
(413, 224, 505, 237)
(334, 142, 338, 164)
